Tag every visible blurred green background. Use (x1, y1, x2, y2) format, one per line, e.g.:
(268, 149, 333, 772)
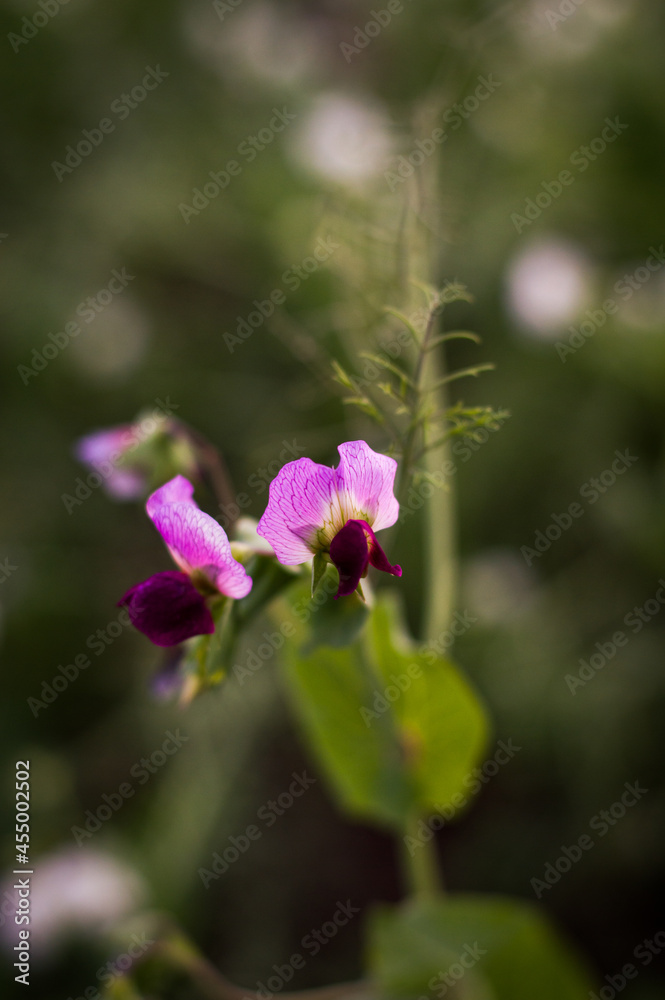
(1, 0, 664, 996)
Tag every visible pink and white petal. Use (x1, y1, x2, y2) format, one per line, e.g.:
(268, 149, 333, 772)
(146, 475, 197, 519)
(151, 502, 252, 599)
(334, 441, 399, 531)
(256, 458, 337, 564)
(75, 426, 133, 467)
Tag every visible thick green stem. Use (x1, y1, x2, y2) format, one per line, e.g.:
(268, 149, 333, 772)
(402, 812, 444, 898)
(422, 349, 456, 643)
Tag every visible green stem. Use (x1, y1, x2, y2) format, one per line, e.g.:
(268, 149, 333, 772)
(422, 350, 456, 643)
(402, 813, 444, 898)
(397, 304, 439, 503)
(154, 933, 367, 1000)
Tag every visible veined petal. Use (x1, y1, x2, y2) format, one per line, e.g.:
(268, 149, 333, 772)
(150, 503, 252, 599)
(256, 458, 337, 564)
(335, 441, 399, 531)
(147, 477, 252, 599)
(146, 475, 197, 517)
(119, 571, 215, 647)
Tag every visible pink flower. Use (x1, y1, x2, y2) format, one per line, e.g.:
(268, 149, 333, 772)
(119, 476, 252, 646)
(76, 425, 147, 499)
(256, 441, 401, 598)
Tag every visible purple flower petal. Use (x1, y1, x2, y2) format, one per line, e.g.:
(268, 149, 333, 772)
(146, 475, 197, 516)
(358, 519, 402, 578)
(76, 427, 131, 466)
(256, 459, 337, 564)
(75, 426, 145, 500)
(256, 441, 399, 564)
(119, 571, 215, 647)
(329, 520, 370, 598)
(146, 477, 252, 599)
(329, 518, 402, 598)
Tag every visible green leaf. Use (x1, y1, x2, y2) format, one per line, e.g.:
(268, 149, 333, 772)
(281, 593, 488, 830)
(303, 585, 370, 655)
(368, 597, 489, 816)
(282, 630, 414, 829)
(368, 895, 594, 1000)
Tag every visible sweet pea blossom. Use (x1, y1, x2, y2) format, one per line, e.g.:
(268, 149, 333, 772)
(256, 441, 402, 598)
(119, 476, 252, 646)
(76, 424, 148, 499)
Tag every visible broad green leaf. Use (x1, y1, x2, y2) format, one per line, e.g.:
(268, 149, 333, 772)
(367, 597, 489, 816)
(282, 636, 414, 828)
(281, 591, 488, 830)
(368, 895, 593, 1000)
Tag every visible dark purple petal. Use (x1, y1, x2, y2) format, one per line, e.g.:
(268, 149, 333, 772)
(329, 520, 371, 598)
(357, 519, 402, 579)
(329, 519, 402, 599)
(118, 570, 215, 647)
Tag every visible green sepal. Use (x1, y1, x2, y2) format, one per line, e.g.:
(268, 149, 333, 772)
(311, 551, 328, 597)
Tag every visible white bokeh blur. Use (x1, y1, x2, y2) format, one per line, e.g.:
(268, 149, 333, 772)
(1, 847, 146, 958)
(506, 236, 595, 340)
(289, 93, 393, 188)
